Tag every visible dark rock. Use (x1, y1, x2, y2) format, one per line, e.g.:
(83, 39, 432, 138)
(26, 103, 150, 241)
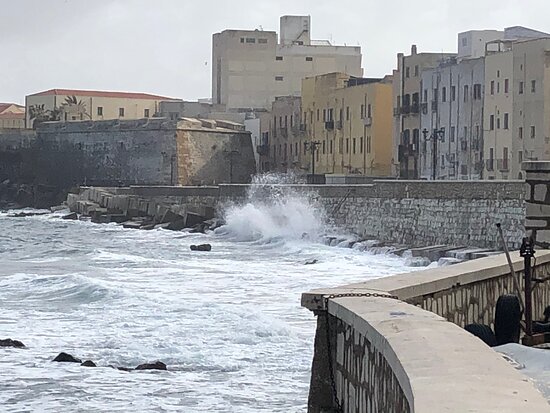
(305, 259, 318, 265)
(61, 212, 78, 220)
(167, 219, 186, 231)
(8, 211, 49, 218)
(53, 352, 82, 363)
(185, 212, 206, 228)
(108, 365, 133, 371)
(0, 338, 25, 348)
(135, 361, 167, 371)
(81, 360, 97, 367)
(190, 244, 212, 252)
(140, 223, 156, 230)
(189, 223, 208, 234)
(204, 218, 224, 230)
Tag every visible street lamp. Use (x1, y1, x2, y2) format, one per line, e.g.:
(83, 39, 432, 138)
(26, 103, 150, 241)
(422, 127, 445, 180)
(304, 140, 321, 177)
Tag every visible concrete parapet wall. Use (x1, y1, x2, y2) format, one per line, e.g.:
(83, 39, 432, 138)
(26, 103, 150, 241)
(303, 252, 550, 412)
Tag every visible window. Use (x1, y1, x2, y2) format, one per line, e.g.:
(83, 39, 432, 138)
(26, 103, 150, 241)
(258, 38, 268, 44)
(451, 86, 456, 101)
(405, 67, 410, 78)
(450, 126, 455, 143)
(240, 38, 245, 43)
(442, 87, 447, 102)
(490, 115, 494, 130)
(360, 104, 365, 118)
(433, 88, 438, 102)
(462, 37, 467, 46)
(316, 109, 319, 121)
(295, 142, 298, 154)
(119, 107, 125, 117)
(346, 106, 350, 121)
(305, 56, 313, 61)
(504, 79, 509, 94)
(246, 38, 256, 43)
(329, 140, 333, 154)
(290, 115, 293, 127)
(284, 115, 288, 128)
(519, 151, 523, 163)
(367, 104, 372, 118)
(360, 137, 364, 153)
(497, 82, 500, 94)
(279, 117, 282, 128)
(463, 126, 468, 140)
(519, 81, 524, 94)
(423, 89, 428, 102)
(474, 84, 482, 99)
(503, 147, 509, 169)
(531, 80, 536, 93)
(275, 76, 284, 81)
(441, 154, 445, 168)
(323, 109, 326, 121)
(353, 138, 356, 154)
(276, 56, 283, 61)
(290, 143, 293, 155)
(97, 106, 103, 116)
(475, 124, 480, 139)
(144, 109, 150, 118)
(497, 70, 500, 78)
(490, 81, 495, 95)
(367, 136, 371, 153)
(322, 141, 326, 154)
(497, 116, 500, 129)
(519, 127, 523, 139)
(414, 65, 419, 76)
(531, 126, 536, 138)
(504, 113, 509, 129)
(346, 138, 349, 153)
(464, 85, 469, 102)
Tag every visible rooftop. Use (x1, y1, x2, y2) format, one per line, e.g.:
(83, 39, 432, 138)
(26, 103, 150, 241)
(28, 89, 177, 101)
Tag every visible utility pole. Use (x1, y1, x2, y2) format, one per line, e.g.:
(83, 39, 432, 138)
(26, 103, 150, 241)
(422, 127, 445, 180)
(304, 140, 321, 177)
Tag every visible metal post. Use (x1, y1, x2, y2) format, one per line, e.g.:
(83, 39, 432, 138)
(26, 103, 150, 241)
(520, 237, 535, 337)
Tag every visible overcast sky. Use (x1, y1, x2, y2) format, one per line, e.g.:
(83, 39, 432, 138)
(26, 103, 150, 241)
(2, 0, 550, 105)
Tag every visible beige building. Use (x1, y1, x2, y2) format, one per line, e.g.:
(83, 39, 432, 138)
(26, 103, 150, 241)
(0, 103, 25, 129)
(212, 15, 362, 111)
(392, 46, 456, 178)
(483, 34, 550, 179)
(26, 89, 176, 127)
(296, 72, 393, 177)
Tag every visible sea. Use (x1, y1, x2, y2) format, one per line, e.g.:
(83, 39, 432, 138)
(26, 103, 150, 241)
(0, 182, 413, 412)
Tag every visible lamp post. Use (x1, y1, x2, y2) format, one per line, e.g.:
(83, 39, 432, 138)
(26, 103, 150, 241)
(422, 127, 445, 180)
(304, 140, 321, 177)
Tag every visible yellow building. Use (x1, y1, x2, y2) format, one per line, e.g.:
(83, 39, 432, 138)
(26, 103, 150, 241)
(299, 72, 393, 177)
(0, 103, 25, 129)
(26, 89, 177, 127)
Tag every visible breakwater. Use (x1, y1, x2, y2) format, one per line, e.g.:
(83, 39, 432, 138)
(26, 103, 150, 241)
(67, 179, 525, 250)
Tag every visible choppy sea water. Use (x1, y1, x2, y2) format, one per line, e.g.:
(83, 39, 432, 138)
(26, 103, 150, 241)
(0, 185, 412, 412)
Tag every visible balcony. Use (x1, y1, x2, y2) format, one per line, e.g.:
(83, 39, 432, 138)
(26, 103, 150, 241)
(256, 144, 269, 156)
(401, 104, 411, 115)
(325, 120, 334, 130)
(299, 124, 307, 132)
(363, 117, 372, 126)
(335, 120, 343, 129)
(410, 103, 420, 114)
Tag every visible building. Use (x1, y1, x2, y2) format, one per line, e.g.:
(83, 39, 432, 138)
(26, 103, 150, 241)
(259, 95, 303, 174)
(33, 118, 256, 187)
(483, 28, 550, 179)
(25, 89, 177, 127)
(296, 72, 393, 177)
(392, 46, 457, 178)
(0, 103, 25, 129)
(212, 15, 362, 111)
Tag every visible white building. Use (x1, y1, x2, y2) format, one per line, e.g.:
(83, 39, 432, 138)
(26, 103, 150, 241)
(212, 15, 362, 111)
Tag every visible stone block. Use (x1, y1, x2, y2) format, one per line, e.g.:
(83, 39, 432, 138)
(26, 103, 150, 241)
(534, 184, 547, 202)
(526, 202, 550, 217)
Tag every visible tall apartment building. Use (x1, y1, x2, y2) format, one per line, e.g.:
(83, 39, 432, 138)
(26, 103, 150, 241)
(393, 46, 456, 178)
(482, 27, 550, 180)
(212, 16, 362, 111)
(297, 72, 393, 177)
(0, 103, 25, 129)
(26, 89, 176, 127)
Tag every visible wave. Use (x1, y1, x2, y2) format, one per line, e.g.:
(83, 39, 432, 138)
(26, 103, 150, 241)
(216, 173, 326, 243)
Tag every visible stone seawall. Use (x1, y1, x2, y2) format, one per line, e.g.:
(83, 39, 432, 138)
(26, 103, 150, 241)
(302, 252, 550, 412)
(73, 180, 525, 250)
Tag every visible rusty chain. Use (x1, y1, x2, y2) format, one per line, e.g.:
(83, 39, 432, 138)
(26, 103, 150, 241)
(323, 292, 400, 413)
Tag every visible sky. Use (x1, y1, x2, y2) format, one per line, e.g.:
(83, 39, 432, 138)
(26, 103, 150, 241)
(2, 0, 550, 105)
